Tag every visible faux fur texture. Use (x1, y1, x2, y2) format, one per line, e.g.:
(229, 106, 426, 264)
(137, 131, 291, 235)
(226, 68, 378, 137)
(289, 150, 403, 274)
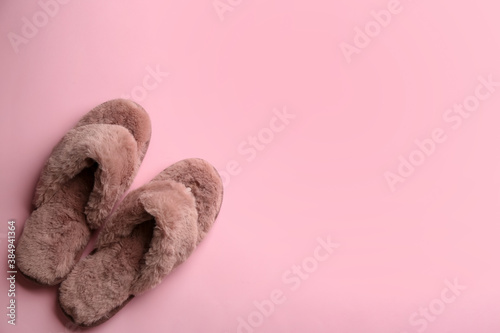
(58, 158, 224, 327)
(17, 99, 151, 286)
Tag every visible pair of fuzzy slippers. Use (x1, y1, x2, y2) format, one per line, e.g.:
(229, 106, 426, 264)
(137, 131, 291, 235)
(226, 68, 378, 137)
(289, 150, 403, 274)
(16, 99, 223, 327)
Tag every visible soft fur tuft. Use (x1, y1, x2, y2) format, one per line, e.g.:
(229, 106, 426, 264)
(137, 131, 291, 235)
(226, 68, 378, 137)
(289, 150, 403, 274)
(76, 99, 151, 160)
(153, 158, 224, 243)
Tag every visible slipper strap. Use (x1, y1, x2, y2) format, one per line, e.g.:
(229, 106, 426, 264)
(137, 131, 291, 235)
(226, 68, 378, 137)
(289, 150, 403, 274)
(97, 179, 199, 295)
(33, 124, 139, 229)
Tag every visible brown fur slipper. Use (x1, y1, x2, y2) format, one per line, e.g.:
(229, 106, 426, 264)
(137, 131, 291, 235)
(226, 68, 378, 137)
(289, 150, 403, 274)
(17, 99, 151, 286)
(58, 158, 223, 327)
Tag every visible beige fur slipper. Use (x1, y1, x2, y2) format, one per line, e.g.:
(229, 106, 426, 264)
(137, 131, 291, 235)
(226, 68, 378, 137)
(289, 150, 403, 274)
(17, 99, 151, 286)
(58, 158, 223, 327)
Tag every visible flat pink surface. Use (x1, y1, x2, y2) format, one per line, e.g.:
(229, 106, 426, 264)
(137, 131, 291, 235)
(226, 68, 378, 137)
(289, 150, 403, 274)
(1, 1, 500, 332)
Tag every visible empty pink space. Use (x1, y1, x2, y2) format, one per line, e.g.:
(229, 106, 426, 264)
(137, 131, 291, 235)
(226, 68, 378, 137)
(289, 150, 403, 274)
(1, 0, 500, 332)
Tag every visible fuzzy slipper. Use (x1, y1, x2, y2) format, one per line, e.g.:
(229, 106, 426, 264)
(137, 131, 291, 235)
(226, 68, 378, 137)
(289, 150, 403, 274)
(58, 158, 223, 327)
(17, 99, 151, 286)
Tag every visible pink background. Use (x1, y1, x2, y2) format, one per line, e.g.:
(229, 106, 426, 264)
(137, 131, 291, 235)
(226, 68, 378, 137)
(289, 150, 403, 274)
(1, 0, 500, 332)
